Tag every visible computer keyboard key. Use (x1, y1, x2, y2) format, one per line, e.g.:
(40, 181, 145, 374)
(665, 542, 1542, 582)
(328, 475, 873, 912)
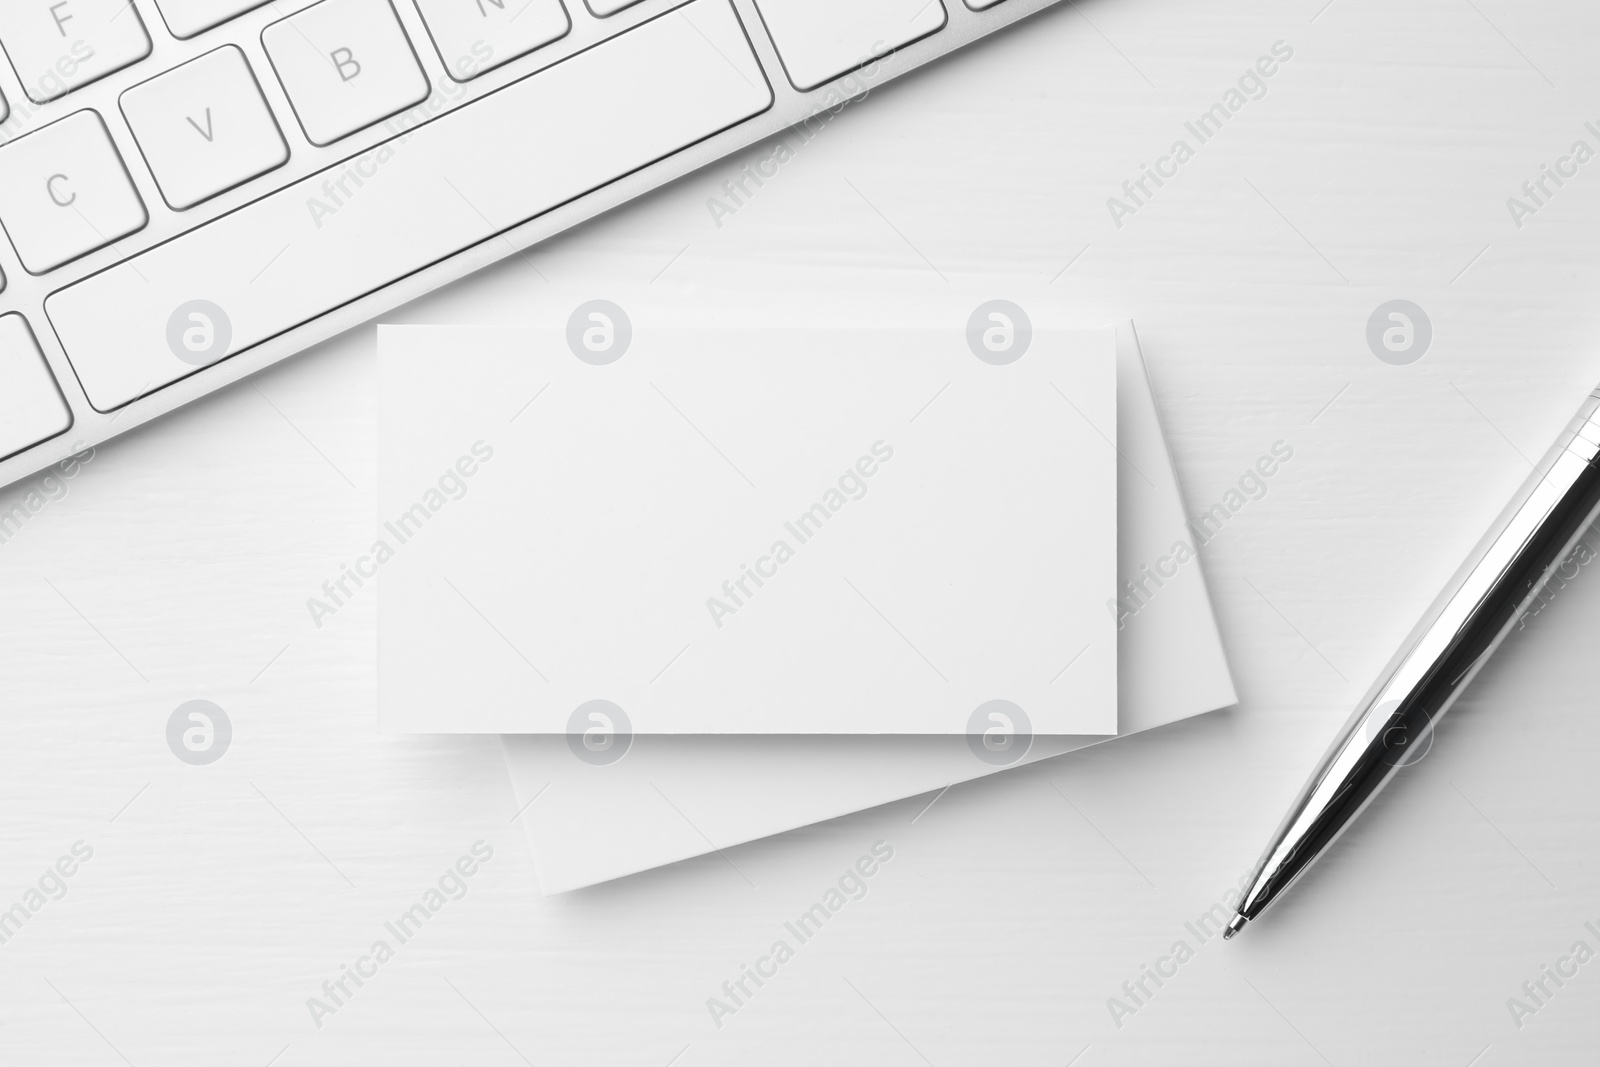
(754, 0, 945, 90)
(121, 46, 289, 210)
(0, 315, 72, 462)
(49, 0, 772, 411)
(413, 0, 570, 80)
(0, 110, 148, 274)
(263, 0, 431, 146)
(0, 0, 153, 104)
(154, 0, 272, 39)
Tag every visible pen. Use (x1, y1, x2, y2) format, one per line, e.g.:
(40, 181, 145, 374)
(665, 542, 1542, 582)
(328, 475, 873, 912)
(1226, 386, 1600, 938)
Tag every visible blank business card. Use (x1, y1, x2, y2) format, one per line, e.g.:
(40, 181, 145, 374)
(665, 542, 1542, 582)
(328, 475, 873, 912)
(377, 321, 1117, 734)
(500, 321, 1237, 892)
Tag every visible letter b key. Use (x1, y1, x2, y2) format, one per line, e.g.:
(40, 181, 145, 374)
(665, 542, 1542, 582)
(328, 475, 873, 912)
(263, 0, 429, 146)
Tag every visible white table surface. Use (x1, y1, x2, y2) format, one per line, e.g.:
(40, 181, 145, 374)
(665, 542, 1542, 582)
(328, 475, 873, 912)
(4, 0, 1600, 1063)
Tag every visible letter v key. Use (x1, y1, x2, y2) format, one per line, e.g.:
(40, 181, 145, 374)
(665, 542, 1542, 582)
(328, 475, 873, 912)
(187, 107, 215, 142)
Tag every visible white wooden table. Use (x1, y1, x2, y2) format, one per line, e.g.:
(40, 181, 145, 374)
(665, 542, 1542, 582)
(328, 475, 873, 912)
(2, 0, 1598, 1062)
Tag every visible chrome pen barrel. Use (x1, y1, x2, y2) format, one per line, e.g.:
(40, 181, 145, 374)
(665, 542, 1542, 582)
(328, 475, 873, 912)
(1233, 389, 1600, 929)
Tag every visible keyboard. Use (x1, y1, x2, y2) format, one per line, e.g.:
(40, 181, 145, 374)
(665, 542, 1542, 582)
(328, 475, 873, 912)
(0, 0, 1059, 489)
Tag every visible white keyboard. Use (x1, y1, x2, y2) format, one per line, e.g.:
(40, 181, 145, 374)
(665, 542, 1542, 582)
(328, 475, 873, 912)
(0, 0, 1061, 486)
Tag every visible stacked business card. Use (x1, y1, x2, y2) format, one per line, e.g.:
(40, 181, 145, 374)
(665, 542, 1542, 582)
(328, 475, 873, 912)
(377, 313, 1234, 890)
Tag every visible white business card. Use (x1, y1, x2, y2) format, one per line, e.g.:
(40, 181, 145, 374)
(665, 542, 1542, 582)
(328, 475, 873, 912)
(499, 322, 1237, 892)
(377, 317, 1117, 734)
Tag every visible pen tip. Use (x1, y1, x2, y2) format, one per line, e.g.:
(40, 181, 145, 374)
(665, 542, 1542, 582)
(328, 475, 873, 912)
(1223, 914, 1247, 940)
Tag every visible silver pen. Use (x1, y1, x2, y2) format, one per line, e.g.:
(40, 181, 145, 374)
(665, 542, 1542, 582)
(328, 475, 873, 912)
(1227, 386, 1600, 938)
